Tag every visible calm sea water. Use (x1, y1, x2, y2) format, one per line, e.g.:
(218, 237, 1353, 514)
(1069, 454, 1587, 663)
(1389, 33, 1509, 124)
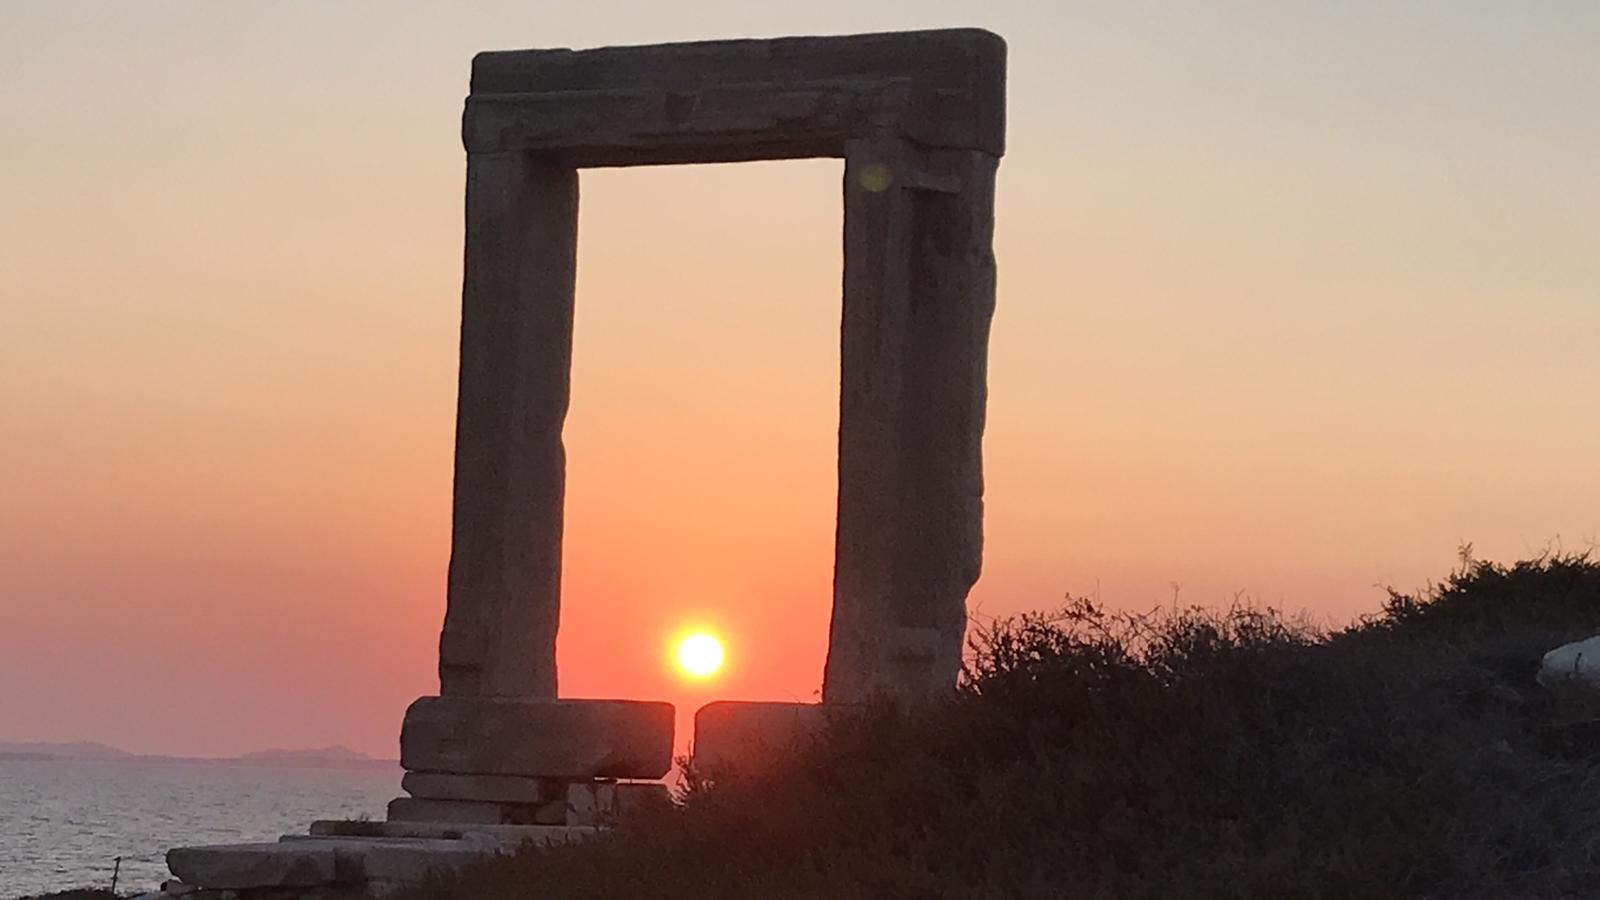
(1, 758, 399, 897)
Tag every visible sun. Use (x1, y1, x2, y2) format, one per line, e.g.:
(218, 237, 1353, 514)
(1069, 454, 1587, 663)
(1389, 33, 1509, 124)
(676, 632, 725, 679)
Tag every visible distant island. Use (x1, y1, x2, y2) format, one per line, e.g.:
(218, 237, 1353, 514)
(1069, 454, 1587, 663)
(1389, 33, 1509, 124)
(238, 744, 375, 762)
(0, 740, 130, 761)
(0, 740, 397, 769)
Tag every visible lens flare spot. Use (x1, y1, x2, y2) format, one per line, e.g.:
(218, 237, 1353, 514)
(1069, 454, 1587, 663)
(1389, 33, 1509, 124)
(857, 162, 894, 192)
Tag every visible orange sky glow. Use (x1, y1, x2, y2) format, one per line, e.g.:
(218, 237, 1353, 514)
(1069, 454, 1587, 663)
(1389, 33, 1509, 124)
(2, 3, 1598, 758)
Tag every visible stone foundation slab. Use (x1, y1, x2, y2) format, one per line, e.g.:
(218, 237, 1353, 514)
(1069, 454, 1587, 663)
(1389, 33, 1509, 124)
(387, 794, 567, 825)
(307, 819, 598, 846)
(166, 842, 339, 890)
(164, 829, 583, 897)
(401, 770, 559, 803)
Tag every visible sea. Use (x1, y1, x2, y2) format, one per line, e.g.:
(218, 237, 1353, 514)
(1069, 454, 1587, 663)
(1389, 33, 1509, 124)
(0, 757, 399, 897)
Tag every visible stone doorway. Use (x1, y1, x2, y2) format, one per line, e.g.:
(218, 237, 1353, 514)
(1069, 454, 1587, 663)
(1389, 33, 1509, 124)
(430, 29, 1005, 713)
(164, 28, 1007, 894)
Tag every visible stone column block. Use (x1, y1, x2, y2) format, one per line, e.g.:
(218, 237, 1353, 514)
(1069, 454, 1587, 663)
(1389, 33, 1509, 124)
(400, 696, 674, 779)
(690, 700, 843, 777)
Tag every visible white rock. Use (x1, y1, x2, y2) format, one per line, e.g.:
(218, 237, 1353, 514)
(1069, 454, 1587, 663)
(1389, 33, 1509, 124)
(1538, 636, 1600, 689)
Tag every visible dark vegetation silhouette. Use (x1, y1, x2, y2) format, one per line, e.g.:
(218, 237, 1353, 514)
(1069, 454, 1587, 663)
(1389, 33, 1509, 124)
(396, 553, 1600, 899)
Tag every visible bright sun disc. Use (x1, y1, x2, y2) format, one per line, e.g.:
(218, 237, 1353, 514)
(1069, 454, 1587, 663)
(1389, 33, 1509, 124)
(676, 632, 725, 678)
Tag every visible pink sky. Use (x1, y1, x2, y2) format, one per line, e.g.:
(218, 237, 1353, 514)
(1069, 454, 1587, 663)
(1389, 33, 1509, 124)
(2, 3, 1598, 757)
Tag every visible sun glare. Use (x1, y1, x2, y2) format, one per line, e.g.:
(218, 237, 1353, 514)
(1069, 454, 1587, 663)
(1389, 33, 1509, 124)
(676, 632, 725, 679)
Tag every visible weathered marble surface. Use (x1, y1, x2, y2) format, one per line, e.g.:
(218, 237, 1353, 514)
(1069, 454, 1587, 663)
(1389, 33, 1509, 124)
(164, 827, 600, 897)
(388, 782, 670, 826)
(692, 700, 840, 777)
(387, 795, 567, 826)
(308, 818, 598, 845)
(401, 770, 558, 803)
(465, 29, 1005, 165)
(437, 155, 577, 699)
(823, 137, 998, 703)
(400, 696, 674, 779)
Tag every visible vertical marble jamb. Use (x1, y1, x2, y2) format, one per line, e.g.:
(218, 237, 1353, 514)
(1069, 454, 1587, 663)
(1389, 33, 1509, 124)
(825, 135, 914, 704)
(438, 149, 579, 698)
(894, 147, 999, 697)
(824, 136, 999, 703)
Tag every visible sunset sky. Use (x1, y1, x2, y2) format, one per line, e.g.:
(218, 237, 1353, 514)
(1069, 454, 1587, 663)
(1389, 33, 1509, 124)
(3, 2, 1598, 759)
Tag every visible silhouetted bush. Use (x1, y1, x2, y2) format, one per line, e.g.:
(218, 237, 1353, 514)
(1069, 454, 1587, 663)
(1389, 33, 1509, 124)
(405, 554, 1600, 899)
